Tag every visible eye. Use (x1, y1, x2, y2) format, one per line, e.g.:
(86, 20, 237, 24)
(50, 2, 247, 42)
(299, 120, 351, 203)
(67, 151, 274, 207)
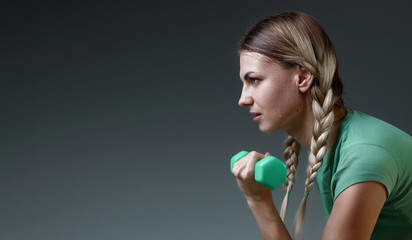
(248, 77, 260, 84)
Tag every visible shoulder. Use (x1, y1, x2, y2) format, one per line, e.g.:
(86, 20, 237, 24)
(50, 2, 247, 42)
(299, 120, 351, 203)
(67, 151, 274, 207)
(338, 110, 412, 153)
(330, 143, 399, 201)
(329, 110, 403, 200)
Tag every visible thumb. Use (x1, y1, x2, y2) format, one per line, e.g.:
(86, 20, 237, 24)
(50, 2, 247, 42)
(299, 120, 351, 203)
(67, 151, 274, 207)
(265, 152, 272, 157)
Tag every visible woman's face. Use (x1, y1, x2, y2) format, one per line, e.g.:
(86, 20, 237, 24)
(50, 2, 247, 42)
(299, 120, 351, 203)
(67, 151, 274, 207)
(238, 51, 308, 134)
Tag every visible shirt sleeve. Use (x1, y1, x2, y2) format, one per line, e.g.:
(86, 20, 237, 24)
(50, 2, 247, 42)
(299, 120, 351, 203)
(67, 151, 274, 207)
(331, 144, 399, 201)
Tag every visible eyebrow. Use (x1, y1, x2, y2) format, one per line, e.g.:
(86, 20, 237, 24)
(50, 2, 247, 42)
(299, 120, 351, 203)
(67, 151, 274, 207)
(241, 71, 255, 80)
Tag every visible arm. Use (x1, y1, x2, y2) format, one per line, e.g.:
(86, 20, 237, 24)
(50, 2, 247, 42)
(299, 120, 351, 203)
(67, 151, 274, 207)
(247, 195, 292, 239)
(232, 151, 292, 240)
(321, 181, 387, 240)
(233, 152, 387, 240)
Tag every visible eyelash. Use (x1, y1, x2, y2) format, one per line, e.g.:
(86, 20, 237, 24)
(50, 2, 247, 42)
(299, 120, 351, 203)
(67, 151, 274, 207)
(248, 78, 259, 83)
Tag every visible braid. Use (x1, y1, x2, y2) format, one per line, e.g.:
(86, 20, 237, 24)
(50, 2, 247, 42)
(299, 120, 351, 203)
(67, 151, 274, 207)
(294, 54, 338, 239)
(307, 87, 334, 192)
(280, 135, 300, 221)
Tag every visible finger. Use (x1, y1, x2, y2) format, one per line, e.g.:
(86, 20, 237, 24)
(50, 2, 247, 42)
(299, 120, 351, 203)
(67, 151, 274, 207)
(233, 166, 246, 178)
(265, 152, 272, 157)
(233, 151, 254, 179)
(232, 158, 245, 176)
(243, 151, 265, 179)
(233, 155, 249, 178)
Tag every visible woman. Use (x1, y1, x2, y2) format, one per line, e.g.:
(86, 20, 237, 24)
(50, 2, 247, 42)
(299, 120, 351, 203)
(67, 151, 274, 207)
(232, 12, 412, 239)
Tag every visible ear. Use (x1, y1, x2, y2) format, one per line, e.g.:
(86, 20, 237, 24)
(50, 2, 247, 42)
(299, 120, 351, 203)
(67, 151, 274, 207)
(296, 66, 314, 93)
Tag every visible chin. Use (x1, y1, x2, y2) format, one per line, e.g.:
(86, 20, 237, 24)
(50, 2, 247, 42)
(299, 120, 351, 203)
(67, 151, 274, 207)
(258, 124, 277, 134)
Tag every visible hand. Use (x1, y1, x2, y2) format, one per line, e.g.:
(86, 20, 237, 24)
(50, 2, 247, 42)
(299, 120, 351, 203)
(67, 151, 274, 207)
(232, 151, 273, 202)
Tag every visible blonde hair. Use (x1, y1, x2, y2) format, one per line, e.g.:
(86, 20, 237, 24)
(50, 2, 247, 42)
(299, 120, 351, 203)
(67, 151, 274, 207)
(239, 12, 344, 239)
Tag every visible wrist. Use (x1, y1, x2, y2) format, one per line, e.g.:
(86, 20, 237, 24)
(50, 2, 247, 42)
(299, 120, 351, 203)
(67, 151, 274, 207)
(246, 192, 274, 206)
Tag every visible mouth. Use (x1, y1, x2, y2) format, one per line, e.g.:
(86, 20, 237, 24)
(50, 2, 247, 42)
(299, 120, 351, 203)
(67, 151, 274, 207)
(250, 112, 262, 122)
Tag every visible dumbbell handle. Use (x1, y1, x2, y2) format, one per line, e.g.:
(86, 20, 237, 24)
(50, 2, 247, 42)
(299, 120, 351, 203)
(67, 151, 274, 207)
(230, 151, 287, 189)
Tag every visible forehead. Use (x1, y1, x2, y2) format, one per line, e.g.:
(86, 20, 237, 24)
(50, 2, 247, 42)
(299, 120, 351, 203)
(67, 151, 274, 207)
(239, 51, 277, 77)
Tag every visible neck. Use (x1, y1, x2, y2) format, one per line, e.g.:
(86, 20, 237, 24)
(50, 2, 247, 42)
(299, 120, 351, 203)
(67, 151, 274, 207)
(286, 107, 347, 153)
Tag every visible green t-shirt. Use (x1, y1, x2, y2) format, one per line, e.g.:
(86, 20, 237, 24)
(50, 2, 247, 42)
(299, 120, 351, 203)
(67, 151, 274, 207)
(316, 109, 412, 239)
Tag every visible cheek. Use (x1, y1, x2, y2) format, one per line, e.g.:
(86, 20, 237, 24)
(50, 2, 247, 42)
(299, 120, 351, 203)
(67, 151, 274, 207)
(255, 90, 276, 112)
(263, 86, 288, 110)
(265, 85, 301, 119)
(258, 83, 282, 104)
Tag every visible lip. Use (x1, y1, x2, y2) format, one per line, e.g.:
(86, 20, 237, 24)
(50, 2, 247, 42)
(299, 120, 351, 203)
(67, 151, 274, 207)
(250, 112, 262, 122)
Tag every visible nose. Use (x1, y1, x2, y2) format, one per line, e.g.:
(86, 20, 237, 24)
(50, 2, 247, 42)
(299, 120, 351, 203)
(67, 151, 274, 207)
(238, 87, 253, 107)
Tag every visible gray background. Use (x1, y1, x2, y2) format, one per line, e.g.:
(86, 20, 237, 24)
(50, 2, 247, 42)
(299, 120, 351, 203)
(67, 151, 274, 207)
(1, 0, 411, 239)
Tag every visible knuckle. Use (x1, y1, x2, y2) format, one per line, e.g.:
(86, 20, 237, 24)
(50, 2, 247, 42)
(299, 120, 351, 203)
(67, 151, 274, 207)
(241, 168, 253, 180)
(249, 151, 259, 160)
(248, 151, 261, 164)
(233, 168, 240, 177)
(250, 151, 258, 157)
(239, 171, 247, 180)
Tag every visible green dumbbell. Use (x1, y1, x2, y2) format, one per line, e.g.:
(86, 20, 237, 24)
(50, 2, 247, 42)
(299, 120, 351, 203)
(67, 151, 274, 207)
(230, 151, 287, 189)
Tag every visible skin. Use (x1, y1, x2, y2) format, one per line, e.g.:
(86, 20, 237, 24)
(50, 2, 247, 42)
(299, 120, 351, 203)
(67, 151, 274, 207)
(233, 51, 387, 239)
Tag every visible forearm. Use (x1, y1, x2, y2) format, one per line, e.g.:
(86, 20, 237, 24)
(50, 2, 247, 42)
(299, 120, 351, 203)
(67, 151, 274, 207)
(247, 196, 292, 240)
